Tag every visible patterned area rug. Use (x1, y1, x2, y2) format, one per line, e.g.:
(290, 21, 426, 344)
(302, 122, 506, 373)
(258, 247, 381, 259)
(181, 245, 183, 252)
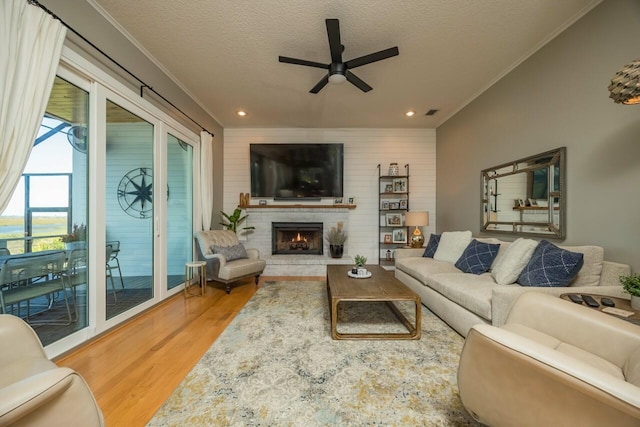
(148, 281, 479, 426)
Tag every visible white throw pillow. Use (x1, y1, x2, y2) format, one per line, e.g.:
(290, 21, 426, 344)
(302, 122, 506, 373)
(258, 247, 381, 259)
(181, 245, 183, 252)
(433, 231, 472, 264)
(491, 238, 539, 285)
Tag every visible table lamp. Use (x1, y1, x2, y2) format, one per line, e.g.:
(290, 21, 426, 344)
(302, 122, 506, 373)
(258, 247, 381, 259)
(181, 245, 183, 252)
(405, 211, 429, 248)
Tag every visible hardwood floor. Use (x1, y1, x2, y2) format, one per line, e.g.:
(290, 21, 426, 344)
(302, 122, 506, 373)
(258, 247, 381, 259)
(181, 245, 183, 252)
(55, 276, 323, 427)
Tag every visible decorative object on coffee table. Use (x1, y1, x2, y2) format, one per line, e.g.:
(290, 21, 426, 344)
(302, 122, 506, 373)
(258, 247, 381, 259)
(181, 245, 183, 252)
(405, 211, 429, 248)
(620, 273, 640, 310)
(326, 224, 347, 259)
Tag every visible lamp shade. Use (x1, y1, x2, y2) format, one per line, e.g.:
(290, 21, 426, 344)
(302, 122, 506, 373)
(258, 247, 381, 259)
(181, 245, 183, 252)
(405, 211, 429, 227)
(608, 58, 640, 105)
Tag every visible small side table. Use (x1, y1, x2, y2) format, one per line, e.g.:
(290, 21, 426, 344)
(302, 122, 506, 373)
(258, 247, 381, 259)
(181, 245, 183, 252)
(184, 261, 207, 298)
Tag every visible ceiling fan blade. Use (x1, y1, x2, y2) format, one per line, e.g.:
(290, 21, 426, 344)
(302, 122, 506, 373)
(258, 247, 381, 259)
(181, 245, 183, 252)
(346, 71, 372, 93)
(344, 46, 399, 69)
(326, 19, 343, 63)
(310, 75, 330, 94)
(279, 56, 328, 70)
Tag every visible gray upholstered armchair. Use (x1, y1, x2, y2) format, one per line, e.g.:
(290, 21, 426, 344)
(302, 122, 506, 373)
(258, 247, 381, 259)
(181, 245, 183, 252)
(0, 314, 104, 426)
(194, 230, 266, 293)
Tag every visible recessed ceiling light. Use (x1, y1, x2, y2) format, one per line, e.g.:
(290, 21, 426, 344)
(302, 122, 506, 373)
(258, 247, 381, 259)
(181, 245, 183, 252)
(405, 110, 415, 117)
(237, 110, 247, 117)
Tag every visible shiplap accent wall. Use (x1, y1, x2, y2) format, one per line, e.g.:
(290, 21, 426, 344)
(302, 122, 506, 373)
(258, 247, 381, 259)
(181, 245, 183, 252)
(223, 128, 436, 264)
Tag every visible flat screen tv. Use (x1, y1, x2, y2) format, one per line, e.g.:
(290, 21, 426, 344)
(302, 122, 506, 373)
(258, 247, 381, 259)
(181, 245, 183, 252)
(250, 143, 344, 199)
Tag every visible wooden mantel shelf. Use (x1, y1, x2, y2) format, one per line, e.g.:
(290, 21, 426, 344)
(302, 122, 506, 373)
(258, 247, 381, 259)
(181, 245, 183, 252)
(240, 204, 357, 210)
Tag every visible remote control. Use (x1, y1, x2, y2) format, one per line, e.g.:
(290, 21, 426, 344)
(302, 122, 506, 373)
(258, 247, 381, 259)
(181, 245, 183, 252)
(600, 297, 615, 307)
(581, 294, 600, 308)
(568, 294, 583, 304)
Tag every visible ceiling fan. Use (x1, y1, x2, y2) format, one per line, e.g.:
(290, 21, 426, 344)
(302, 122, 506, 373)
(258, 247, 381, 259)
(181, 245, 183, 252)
(279, 19, 399, 94)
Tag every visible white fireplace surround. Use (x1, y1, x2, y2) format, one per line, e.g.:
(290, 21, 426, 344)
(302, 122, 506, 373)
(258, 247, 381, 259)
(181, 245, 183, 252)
(242, 207, 353, 275)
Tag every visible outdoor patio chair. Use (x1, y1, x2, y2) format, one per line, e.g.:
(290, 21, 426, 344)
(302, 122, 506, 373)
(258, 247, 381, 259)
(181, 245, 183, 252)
(0, 251, 73, 325)
(105, 245, 118, 303)
(106, 240, 124, 289)
(194, 230, 266, 293)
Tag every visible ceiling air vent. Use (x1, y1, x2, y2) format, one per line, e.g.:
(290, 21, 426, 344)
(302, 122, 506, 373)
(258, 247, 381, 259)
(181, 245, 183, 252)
(425, 109, 439, 116)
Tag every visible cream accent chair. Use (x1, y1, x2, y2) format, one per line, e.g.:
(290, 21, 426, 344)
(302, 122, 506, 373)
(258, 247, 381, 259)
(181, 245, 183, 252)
(457, 292, 640, 427)
(0, 314, 104, 426)
(194, 230, 266, 294)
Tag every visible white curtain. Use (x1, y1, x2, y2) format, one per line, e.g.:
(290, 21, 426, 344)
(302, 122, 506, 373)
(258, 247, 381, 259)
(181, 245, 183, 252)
(0, 0, 66, 214)
(200, 130, 214, 230)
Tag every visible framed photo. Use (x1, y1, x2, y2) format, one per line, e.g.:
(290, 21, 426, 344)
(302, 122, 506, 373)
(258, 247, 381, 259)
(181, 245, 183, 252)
(385, 184, 393, 193)
(393, 178, 407, 193)
(383, 234, 392, 243)
(258, 199, 267, 206)
(381, 200, 390, 210)
(399, 199, 408, 209)
(348, 197, 354, 205)
(389, 201, 400, 210)
(334, 198, 343, 204)
(528, 198, 538, 207)
(386, 213, 403, 226)
(518, 199, 526, 207)
(392, 228, 407, 243)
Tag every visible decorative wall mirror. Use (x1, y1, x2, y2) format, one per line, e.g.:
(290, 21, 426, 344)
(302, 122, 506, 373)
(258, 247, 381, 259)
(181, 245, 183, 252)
(481, 147, 566, 238)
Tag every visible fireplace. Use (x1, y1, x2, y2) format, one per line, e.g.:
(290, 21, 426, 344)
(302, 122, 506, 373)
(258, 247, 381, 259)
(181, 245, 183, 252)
(272, 222, 323, 255)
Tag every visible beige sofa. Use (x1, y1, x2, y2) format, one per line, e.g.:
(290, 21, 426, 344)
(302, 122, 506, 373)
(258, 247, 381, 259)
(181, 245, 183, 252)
(394, 238, 631, 337)
(458, 292, 640, 426)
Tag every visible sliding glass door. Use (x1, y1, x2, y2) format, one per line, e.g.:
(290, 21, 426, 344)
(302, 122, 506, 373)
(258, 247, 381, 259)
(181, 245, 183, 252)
(166, 134, 193, 290)
(104, 100, 154, 320)
(0, 76, 89, 346)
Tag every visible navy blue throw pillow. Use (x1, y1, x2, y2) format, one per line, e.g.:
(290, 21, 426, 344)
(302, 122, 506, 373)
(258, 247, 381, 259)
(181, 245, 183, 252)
(517, 240, 584, 287)
(454, 239, 500, 274)
(422, 234, 441, 258)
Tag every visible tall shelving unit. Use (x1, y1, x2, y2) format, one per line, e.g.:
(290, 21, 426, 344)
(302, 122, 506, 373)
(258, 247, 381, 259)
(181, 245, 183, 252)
(378, 164, 409, 269)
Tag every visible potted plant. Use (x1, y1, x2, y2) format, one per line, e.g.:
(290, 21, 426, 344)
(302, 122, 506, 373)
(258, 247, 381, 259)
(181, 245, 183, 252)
(325, 226, 347, 258)
(354, 255, 367, 268)
(220, 208, 255, 234)
(620, 273, 640, 310)
(60, 223, 86, 250)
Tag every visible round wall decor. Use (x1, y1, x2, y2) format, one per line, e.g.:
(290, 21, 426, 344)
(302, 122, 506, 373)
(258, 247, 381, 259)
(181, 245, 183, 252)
(117, 167, 153, 218)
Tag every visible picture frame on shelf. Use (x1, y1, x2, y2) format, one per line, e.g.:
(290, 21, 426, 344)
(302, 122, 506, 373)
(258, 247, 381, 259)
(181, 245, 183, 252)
(392, 228, 406, 243)
(393, 178, 407, 193)
(334, 198, 343, 204)
(389, 201, 400, 210)
(381, 200, 390, 210)
(348, 197, 354, 205)
(399, 199, 408, 209)
(386, 213, 403, 226)
(385, 184, 393, 193)
(383, 234, 392, 243)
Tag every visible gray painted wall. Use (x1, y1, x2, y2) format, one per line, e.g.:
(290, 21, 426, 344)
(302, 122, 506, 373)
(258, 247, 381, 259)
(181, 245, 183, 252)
(437, 0, 640, 272)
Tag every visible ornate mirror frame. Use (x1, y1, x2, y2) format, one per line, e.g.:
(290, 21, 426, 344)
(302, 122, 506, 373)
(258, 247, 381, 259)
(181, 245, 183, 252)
(481, 147, 566, 239)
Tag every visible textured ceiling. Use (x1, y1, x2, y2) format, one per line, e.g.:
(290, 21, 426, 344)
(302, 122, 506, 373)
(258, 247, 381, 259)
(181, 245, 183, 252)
(90, 0, 599, 129)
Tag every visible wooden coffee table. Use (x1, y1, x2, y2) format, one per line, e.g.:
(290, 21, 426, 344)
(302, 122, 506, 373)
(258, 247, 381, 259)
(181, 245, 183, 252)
(326, 264, 421, 340)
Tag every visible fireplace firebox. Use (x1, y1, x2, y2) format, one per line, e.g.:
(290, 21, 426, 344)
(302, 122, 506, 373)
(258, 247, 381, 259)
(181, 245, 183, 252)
(272, 222, 323, 255)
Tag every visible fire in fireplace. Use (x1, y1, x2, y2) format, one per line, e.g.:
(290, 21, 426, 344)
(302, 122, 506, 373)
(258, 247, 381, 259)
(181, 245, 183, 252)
(272, 222, 323, 255)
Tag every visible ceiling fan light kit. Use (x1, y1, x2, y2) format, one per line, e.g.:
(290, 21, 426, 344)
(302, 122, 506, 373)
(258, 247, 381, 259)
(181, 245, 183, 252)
(279, 18, 399, 94)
